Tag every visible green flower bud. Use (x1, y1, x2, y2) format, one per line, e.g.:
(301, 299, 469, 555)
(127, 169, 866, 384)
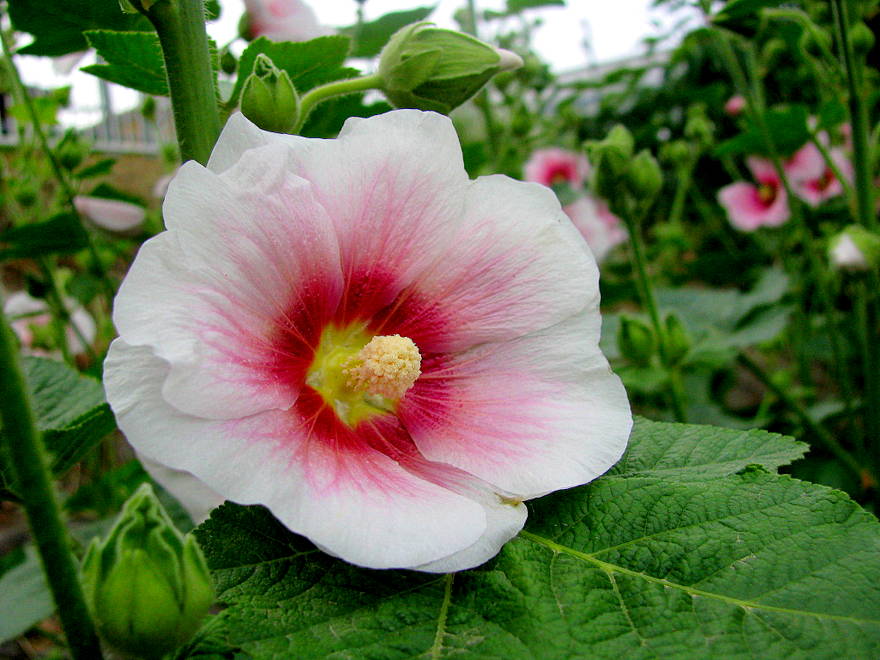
(828, 225, 880, 272)
(684, 106, 714, 149)
(585, 125, 635, 199)
(241, 54, 300, 134)
(625, 150, 663, 202)
(81, 484, 214, 660)
(14, 183, 38, 208)
(661, 140, 691, 166)
(663, 313, 691, 366)
(618, 316, 656, 367)
(141, 95, 156, 122)
(850, 22, 875, 55)
(378, 22, 523, 114)
(55, 130, 88, 171)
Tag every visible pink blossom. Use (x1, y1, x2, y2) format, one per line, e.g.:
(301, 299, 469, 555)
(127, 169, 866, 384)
(718, 157, 789, 231)
(523, 147, 590, 189)
(104, 111, 631, 572)
(724, 95, 746, 116)
(784, 142, 853, 207)
(4, 291, 96, 356)
(563, 196, 627, 262)
(74, 196, 145, 232)
(243, 0, 332, 42)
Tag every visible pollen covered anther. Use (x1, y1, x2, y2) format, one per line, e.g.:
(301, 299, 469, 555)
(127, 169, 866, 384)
(343, 334, 422, 400)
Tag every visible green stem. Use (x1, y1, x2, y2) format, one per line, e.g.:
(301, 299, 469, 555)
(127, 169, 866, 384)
(295, 73, 383, 133)
(141, 0, 222, 165)
(738, 351, 872, 487)
(667, 154, 697, 227)
(0, 291, 103, 659)
(0, 31, 116, 306)
(830, 0, 875, 230)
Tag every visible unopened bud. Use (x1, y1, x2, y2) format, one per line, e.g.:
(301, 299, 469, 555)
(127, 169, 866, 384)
(625, 150, 663, 201)
(851, 22, 875, 55)
(618, 316, 656, 366)
(240, 53, 300, 134)
(81, 484, 214, 660)
(663, 313, 691, 366)
(829, 225, 880, 272)
(661, 140, 692, 165)
(684, 106, 714, 148)
(378, 22, 523, 113)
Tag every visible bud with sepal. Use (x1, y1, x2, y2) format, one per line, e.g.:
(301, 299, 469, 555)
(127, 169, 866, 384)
(617, 315, 656, 367)
(625, 150, 663, 202)
(240, 53, 300, 134)
(663, 313, 692, 367)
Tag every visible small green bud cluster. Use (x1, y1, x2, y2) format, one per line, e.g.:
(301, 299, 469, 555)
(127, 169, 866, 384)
(617, 313, 691, 369)
(241, 53, 300, 134)
(586, 125, 662, 210)
(81, 483, 214, 660)
(378, 22, 523, 114)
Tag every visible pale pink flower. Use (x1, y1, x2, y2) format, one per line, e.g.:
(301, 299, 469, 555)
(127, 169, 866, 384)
(74, 196, 145, 232)
(784, 142, 853, 207)
(4, 291, 96, 356)
(243, 0, 333, 42)
(724, 94, 746, 116)
(523, 147, 590, 189)
(718, 157, 789, 231)
(563, 196, 627, 262)
(104, 111, 631, 572)
(152, 173, 175, 200)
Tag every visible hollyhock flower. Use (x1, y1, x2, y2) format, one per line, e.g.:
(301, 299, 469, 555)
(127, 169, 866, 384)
(523, 147, 590, 189)
(724, 94, 746, 116)
(563, 196, 627, 262)
(74, 196, 146, 232)
(104, 110, 631, 572)
(242, 0, 333, 43)
(717, 157, 789, 231)
(784, 142, 853, 207)
(4, 291, 96, 356)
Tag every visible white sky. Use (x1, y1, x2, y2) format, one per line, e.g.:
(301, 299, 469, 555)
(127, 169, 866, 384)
(16, 0, 692, 124)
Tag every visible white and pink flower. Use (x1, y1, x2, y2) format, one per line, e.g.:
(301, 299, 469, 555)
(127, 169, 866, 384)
(718, 157, 789, 231)
(523, 147, 590, 189)
(4, 291, 96, 356)
(784, 142, 853, 208)
(563, 196, 627, 262)
(104, 111, 631, 572)
(242, 0, 333, 43)
(724, 95, 746, 117)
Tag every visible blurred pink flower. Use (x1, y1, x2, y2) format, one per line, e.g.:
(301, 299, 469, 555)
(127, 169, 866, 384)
(74, 196, 145, 232)
(4, 291, 96, 356)
(724, 95, 746, 116)
(103, 111, 631, 572)
(243, 0, 333, 42)
(563, 196, 627, 262)
(785, 142, 853, 207)
(718, 157, 789, 231)
(523, 147, 590, 188)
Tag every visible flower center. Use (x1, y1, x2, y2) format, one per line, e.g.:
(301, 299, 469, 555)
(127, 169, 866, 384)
(758, 183, 776, 204)
(306, 325, 422, 427)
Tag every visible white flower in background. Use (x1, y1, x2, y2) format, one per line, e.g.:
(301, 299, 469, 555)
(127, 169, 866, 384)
(74, 196, 146, 233)
(4, 291, 96, 356)
(563, 195, 628, 262)
(243, 0, 333, 42)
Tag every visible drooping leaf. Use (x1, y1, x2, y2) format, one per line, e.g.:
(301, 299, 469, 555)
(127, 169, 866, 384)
(230, 36, 357, 107)
(714, 105, 810, 157)
(82, 30, 169, 96)
(343, 6, 436, 58)
(75, 157, 117, 180)
(0, 213, 89, 261)
(0, 547, 54, 643)
(187, 419, 880, 658)
(9, 0, 150, 56)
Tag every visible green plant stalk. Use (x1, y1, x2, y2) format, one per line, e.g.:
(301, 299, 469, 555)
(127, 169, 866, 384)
(0, 291, 103, 659)
(738, 351, 872, 487)
(0, 32, 116, 306)
(141, 0, 222, 165)
(294, 73, 383, 133)
(667, 153, 697, 227)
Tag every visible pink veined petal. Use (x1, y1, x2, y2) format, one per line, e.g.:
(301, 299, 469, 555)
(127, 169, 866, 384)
(74, 196, 145, 232)
(718, 182, 789, 231)
(523, 148, 590, 188)
(105, 340, 491, 570)
(367, 174, 598, 353)
(114, 150, 344, 420)
(745, 157, 779, 186)
(399, 311, 632, 499)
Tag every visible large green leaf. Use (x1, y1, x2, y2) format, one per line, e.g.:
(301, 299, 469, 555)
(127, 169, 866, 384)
(0, 547, 54, 643)
(187, 419, 880, 658)
(229, 36, 357, 107)
(9, 0, 150, 56)
(0, 213, 89, 261)
(342, 6, 436, 58)
(714, 106, 811, 158)
(82, 30, 169, 96)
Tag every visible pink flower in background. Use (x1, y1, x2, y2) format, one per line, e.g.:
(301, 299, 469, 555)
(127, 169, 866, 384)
(724, 95, 746, 116)
(718, 157, 789, 231)
(104, 111, 631, 572)
(523, 147, 590, 188)
(74, 196, 145, 232)
(563, 196, 627, 262)
(784, 142, 853, 208)
(4, 291, 96, 356)
(243, 0, 333, 42)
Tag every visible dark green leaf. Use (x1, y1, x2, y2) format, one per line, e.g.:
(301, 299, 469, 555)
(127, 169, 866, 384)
(75, 157, 117, 180)
(343, 6, 436, 58)
(230, 36, 357, 107)
(188, 421, 880, 659)
(713, 0, 789, 35)
(506, 0, 565, 13)
(0, 213, 89, 261)
(82, 30, 169, 96)
(0, 547, 54, 643)
(714, 106, 810, 157)
(300, 94, 391, 138)
(9, 0, 150, 57)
